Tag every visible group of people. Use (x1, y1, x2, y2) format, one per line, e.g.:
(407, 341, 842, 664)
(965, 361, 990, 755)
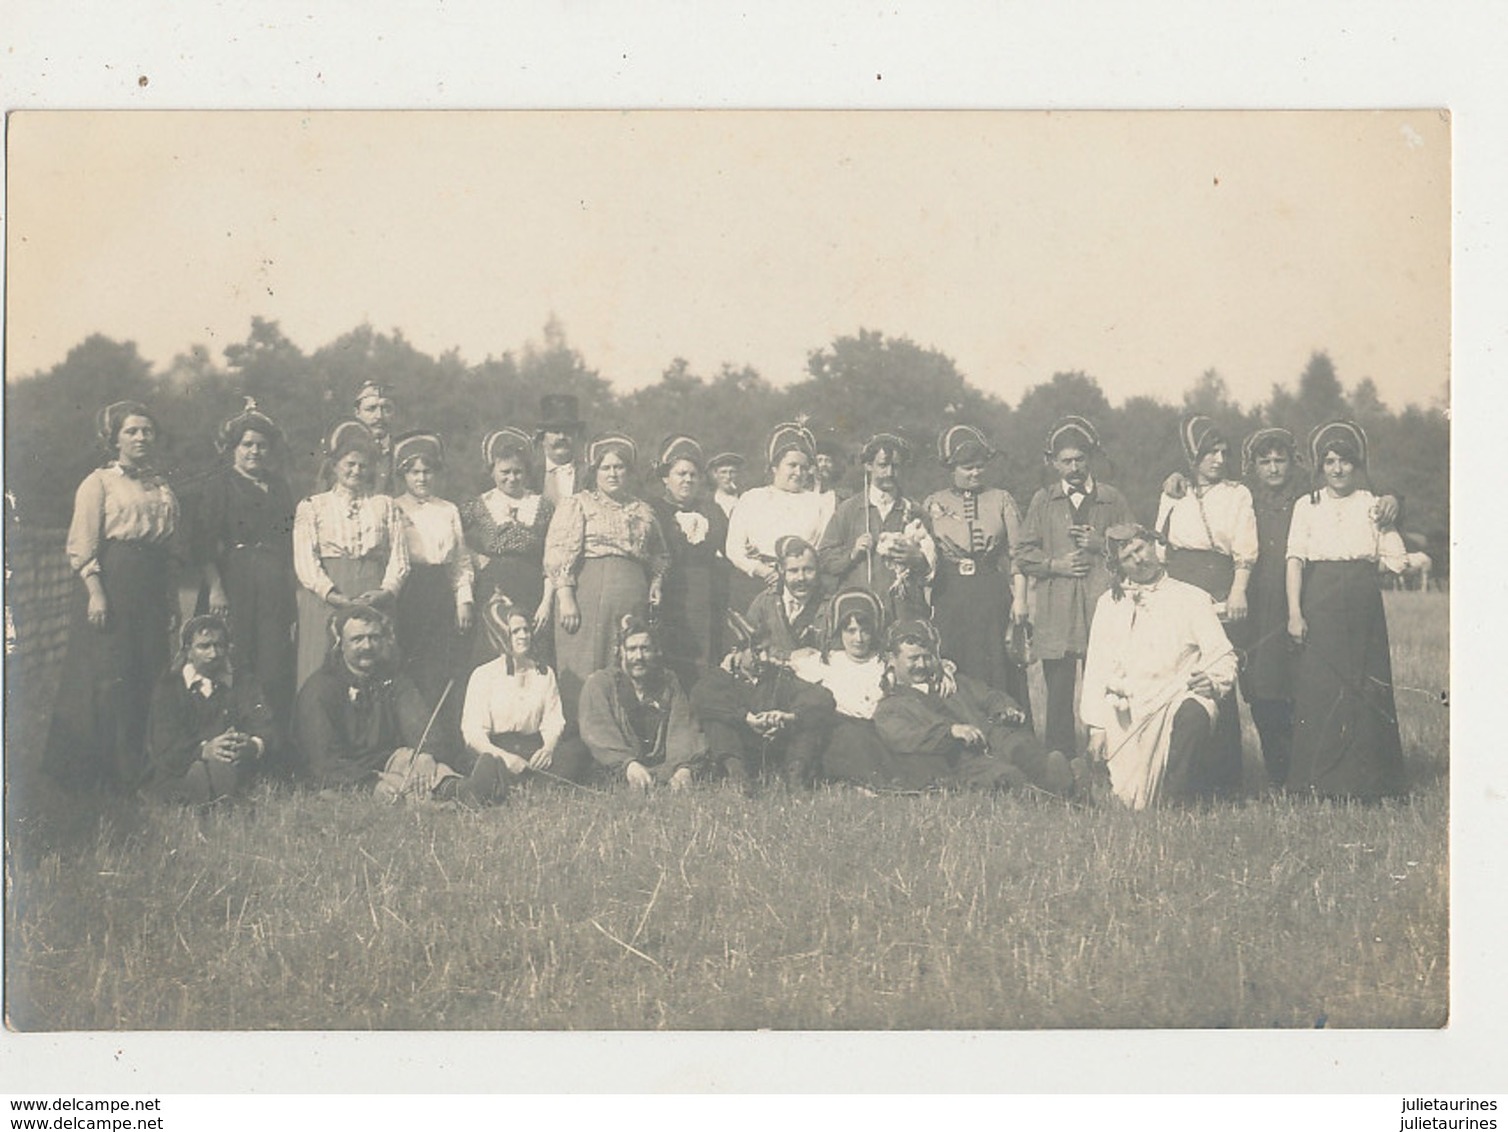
(40, 382, 1415, 811)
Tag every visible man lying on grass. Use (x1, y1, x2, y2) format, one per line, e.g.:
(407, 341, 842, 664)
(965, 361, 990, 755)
(871, 620, 1076, 796)
(1079, 523, 1238, 809)
(293, 603, 505, 805)
(144, 614, 279, 804)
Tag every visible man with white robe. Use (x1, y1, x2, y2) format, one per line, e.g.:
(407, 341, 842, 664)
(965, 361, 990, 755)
(1080, 524, 1238, 808)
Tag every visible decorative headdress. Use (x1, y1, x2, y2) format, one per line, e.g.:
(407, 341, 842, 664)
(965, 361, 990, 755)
(937, 424, 996, 467)
(1179, 415, 1227, 468)
(216, 397, 283, 454)
(1307, 419, 1369, 473)
(1044, 415, 1100, 456)
(1103, 522, 1165, 599)
(1241, 426, 1298, 478)
(175, 613, 231, 667)
(766, 421, 816, 467)
(392, 431, 445, 472)
(479, 593, 543, 672)
(324, 418, 375, 459)
(482, 427, 535, 467)
(725, 609, 767, 653)
(827, 586, 886, 649)
(657, 434, 705, 472)
(587, 431, 638, 469)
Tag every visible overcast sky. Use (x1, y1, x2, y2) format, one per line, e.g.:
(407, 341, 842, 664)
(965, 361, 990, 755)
(6, 109, 1448, 410)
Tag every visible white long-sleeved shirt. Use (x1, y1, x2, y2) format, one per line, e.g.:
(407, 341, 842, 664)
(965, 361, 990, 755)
(461, 658, 566, 755)
(1155, 480, 1259, 568)
(1286, 489, 1408, 571)
(395, 493, 474, 609)
(724, 485, 835, 579)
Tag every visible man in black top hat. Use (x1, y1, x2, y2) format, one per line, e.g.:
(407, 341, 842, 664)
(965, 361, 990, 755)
(536, 394, 588, 506)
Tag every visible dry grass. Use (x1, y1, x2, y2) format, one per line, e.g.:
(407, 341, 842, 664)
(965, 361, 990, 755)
(4, 593, 1449, 1032)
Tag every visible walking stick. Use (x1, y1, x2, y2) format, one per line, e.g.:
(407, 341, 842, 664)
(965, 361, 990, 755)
(389, 677, 455, 801)
(863, 466, 874, 586)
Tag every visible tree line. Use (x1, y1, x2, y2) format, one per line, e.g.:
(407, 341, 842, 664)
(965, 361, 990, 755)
(4, 318, 1450, 575)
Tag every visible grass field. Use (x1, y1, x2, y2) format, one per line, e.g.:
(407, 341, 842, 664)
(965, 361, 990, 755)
(4, 592, 1449, 1031)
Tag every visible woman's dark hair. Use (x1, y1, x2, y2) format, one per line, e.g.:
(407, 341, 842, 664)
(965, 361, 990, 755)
(821, 608, 878, 664)
(96, 400, 159, 461)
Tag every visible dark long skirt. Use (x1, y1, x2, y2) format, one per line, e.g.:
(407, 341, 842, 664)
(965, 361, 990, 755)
(204, 544, 296, 735)
(554, 556, 649, 717)
(659, 558, 729, 692)
(295, 555, 387, 693)
(44, 540, 172, 793)
(396, 563, 465, 706)
(1289, 561, 1406, 800)
(932, 567, 1031, 722)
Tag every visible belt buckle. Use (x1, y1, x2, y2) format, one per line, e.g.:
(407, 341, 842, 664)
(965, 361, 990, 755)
(957, 559, 976, 577)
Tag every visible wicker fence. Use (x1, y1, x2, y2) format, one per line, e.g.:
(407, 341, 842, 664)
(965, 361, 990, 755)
(5, 527, 75, 763)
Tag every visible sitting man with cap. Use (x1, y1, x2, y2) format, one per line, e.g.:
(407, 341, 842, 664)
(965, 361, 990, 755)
(691, 610, 837, 790)
(578, 615, 709, 791)
(873, 620, 1076, 795)
(353, 381, 399, 495)
(745, 535, 830, 660)
(294, 603, 505, 804)
(536, 394, 588, 506)
(707, 451, 745, 519)
(818, 431, 935, 622)
(1079, 523, 1238, 809)
(144, 614, 280, 804)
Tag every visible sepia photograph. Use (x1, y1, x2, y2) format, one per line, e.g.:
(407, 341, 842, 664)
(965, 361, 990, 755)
(4, 108, 1452, 1043)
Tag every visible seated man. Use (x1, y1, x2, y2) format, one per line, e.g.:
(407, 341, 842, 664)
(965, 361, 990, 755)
(1080, 524, 1238, 809)
(578, 616, 709, 790)
(144, 614, 279, 804)
(745, 535, 828, 660)
(294, 604, 504, 804)
(873, 620, 1075, 795)
(691, 610, 836, 789)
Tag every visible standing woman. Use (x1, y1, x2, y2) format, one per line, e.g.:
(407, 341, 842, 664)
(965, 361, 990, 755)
(924, 424, 1032, 711)
(1154, 415, 1257, 797)
(1237, 427, 1306, 788)
(392, 432, 474, 704)
(189, 399, 297, 732)
(459, 427, 555, 666)
(1285, 421, 1409, 800)
(543, 432, 670, 712)
(649, 434, 730, 691)
(292, 421, 409, 693)
(725, 421, 835, 614)
(44, 401, 181, 793)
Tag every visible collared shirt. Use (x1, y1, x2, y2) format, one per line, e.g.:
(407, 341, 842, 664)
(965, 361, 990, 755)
(182, 662, 233, 697)
(1063, 475, 1096, 512)
(724, 485, 835, 579)
(395, 492, 475, 606)
(461, 657, 566, 754)
(714, 490, 739, 519)
(66, 464, 180, 577)
(868, 484, 899, 523)
(292, 485, 409, 599)
(544, 460, 576, 498)
(783, 590, 816, 625)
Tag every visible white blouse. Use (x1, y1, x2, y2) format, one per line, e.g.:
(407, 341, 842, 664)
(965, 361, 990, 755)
(724, 485, 836, 579)
(461, 658, 567, 755)
(66, 465, 180, 577)
(791, 651, 886, 720)
(396, 493, 474, 607)
(1155, 480, 1259, 568)
(1286, 489, 1408, 571)
(292, 485, 409, 600)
